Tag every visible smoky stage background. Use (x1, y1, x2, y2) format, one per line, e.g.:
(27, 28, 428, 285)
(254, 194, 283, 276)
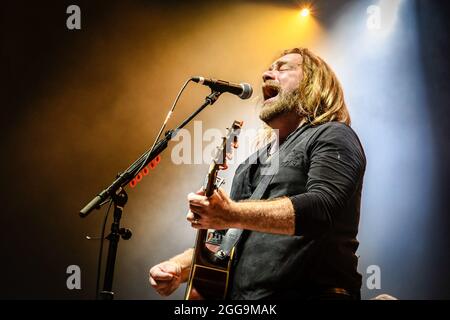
(1, 0, 449, 299)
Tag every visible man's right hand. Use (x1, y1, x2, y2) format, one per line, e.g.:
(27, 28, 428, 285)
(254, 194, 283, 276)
(149, 261, 182, 296)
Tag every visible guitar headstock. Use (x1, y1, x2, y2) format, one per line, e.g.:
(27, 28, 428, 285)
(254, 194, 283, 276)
(204, 120, 243, 197)
(215, 120, 243, 170)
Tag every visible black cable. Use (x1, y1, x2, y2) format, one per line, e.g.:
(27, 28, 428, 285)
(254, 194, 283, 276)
(96, 199, 113, 299)
(92, 78, 193, 298)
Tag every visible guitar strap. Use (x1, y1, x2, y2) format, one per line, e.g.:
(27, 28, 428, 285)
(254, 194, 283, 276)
(215, 123, 311, 260)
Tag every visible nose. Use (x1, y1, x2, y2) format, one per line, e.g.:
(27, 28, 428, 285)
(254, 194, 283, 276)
(262, 69, 276, 82)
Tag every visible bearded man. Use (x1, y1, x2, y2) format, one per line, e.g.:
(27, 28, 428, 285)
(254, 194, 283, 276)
(149, 48, 366, 300)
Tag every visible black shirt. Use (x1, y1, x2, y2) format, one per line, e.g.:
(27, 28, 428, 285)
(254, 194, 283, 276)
(227, 121, 366, 300)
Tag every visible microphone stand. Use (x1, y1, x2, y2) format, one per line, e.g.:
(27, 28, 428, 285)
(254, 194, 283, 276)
(79, 90, 223, 300)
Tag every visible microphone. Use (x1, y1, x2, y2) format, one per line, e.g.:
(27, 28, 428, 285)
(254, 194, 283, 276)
(192, 76, 253, 99)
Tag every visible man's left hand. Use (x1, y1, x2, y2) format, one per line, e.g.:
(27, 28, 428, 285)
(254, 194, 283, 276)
(186, 188, 239, 230)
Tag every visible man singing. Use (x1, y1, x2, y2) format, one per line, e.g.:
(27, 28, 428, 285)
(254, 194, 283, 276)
(149, 47, 366, 300)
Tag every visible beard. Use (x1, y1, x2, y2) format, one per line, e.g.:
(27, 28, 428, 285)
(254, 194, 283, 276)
(259, 89, 302, 124)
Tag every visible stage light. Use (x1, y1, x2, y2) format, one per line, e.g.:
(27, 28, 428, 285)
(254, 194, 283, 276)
(300, 8, 310, 17)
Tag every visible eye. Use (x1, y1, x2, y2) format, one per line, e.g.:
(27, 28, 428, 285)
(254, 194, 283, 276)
(279, 64, 294, 71)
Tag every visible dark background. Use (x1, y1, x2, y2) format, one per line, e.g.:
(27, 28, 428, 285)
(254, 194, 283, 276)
(1, 0, 449, 299)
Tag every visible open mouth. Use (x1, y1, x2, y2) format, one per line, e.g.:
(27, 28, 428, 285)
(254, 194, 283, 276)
(262, 84, 280, 103)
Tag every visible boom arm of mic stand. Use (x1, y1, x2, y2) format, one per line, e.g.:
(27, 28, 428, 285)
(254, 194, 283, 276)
(79, 136, 170, 217)
(79, 90, 222, 218)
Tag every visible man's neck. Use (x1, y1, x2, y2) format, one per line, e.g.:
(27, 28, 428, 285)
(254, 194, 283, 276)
(268, 112, 306, 143)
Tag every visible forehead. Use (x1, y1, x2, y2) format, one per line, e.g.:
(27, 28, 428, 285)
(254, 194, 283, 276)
(271, 53, 302, 66)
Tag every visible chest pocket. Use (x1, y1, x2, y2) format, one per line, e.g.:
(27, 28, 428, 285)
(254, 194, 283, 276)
(281, 148, 308, 169)
(266, 148, 309, 198)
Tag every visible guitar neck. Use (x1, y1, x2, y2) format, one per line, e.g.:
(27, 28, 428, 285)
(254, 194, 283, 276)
(185, 120, 243, 300)
(192, 167, 217, 259)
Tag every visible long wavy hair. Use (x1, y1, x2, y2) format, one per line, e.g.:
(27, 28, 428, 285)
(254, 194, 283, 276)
(284, 47, 350, 126)
(253, 48, 350, 151)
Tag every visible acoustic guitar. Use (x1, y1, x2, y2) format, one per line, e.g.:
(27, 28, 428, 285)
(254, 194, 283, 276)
(184, 120, 243, 300)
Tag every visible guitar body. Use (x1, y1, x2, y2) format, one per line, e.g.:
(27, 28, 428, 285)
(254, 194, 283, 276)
(185, 231, 234, 300)
(184, 120, 242, 300)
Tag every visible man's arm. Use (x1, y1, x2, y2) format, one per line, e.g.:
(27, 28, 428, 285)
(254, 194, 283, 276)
(168, 248, 193, 282)
(187, 123, 365, 237)
(187, 189, 296, 235)
(149, 248, 193, 296)
(232, 197, 296, 235)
